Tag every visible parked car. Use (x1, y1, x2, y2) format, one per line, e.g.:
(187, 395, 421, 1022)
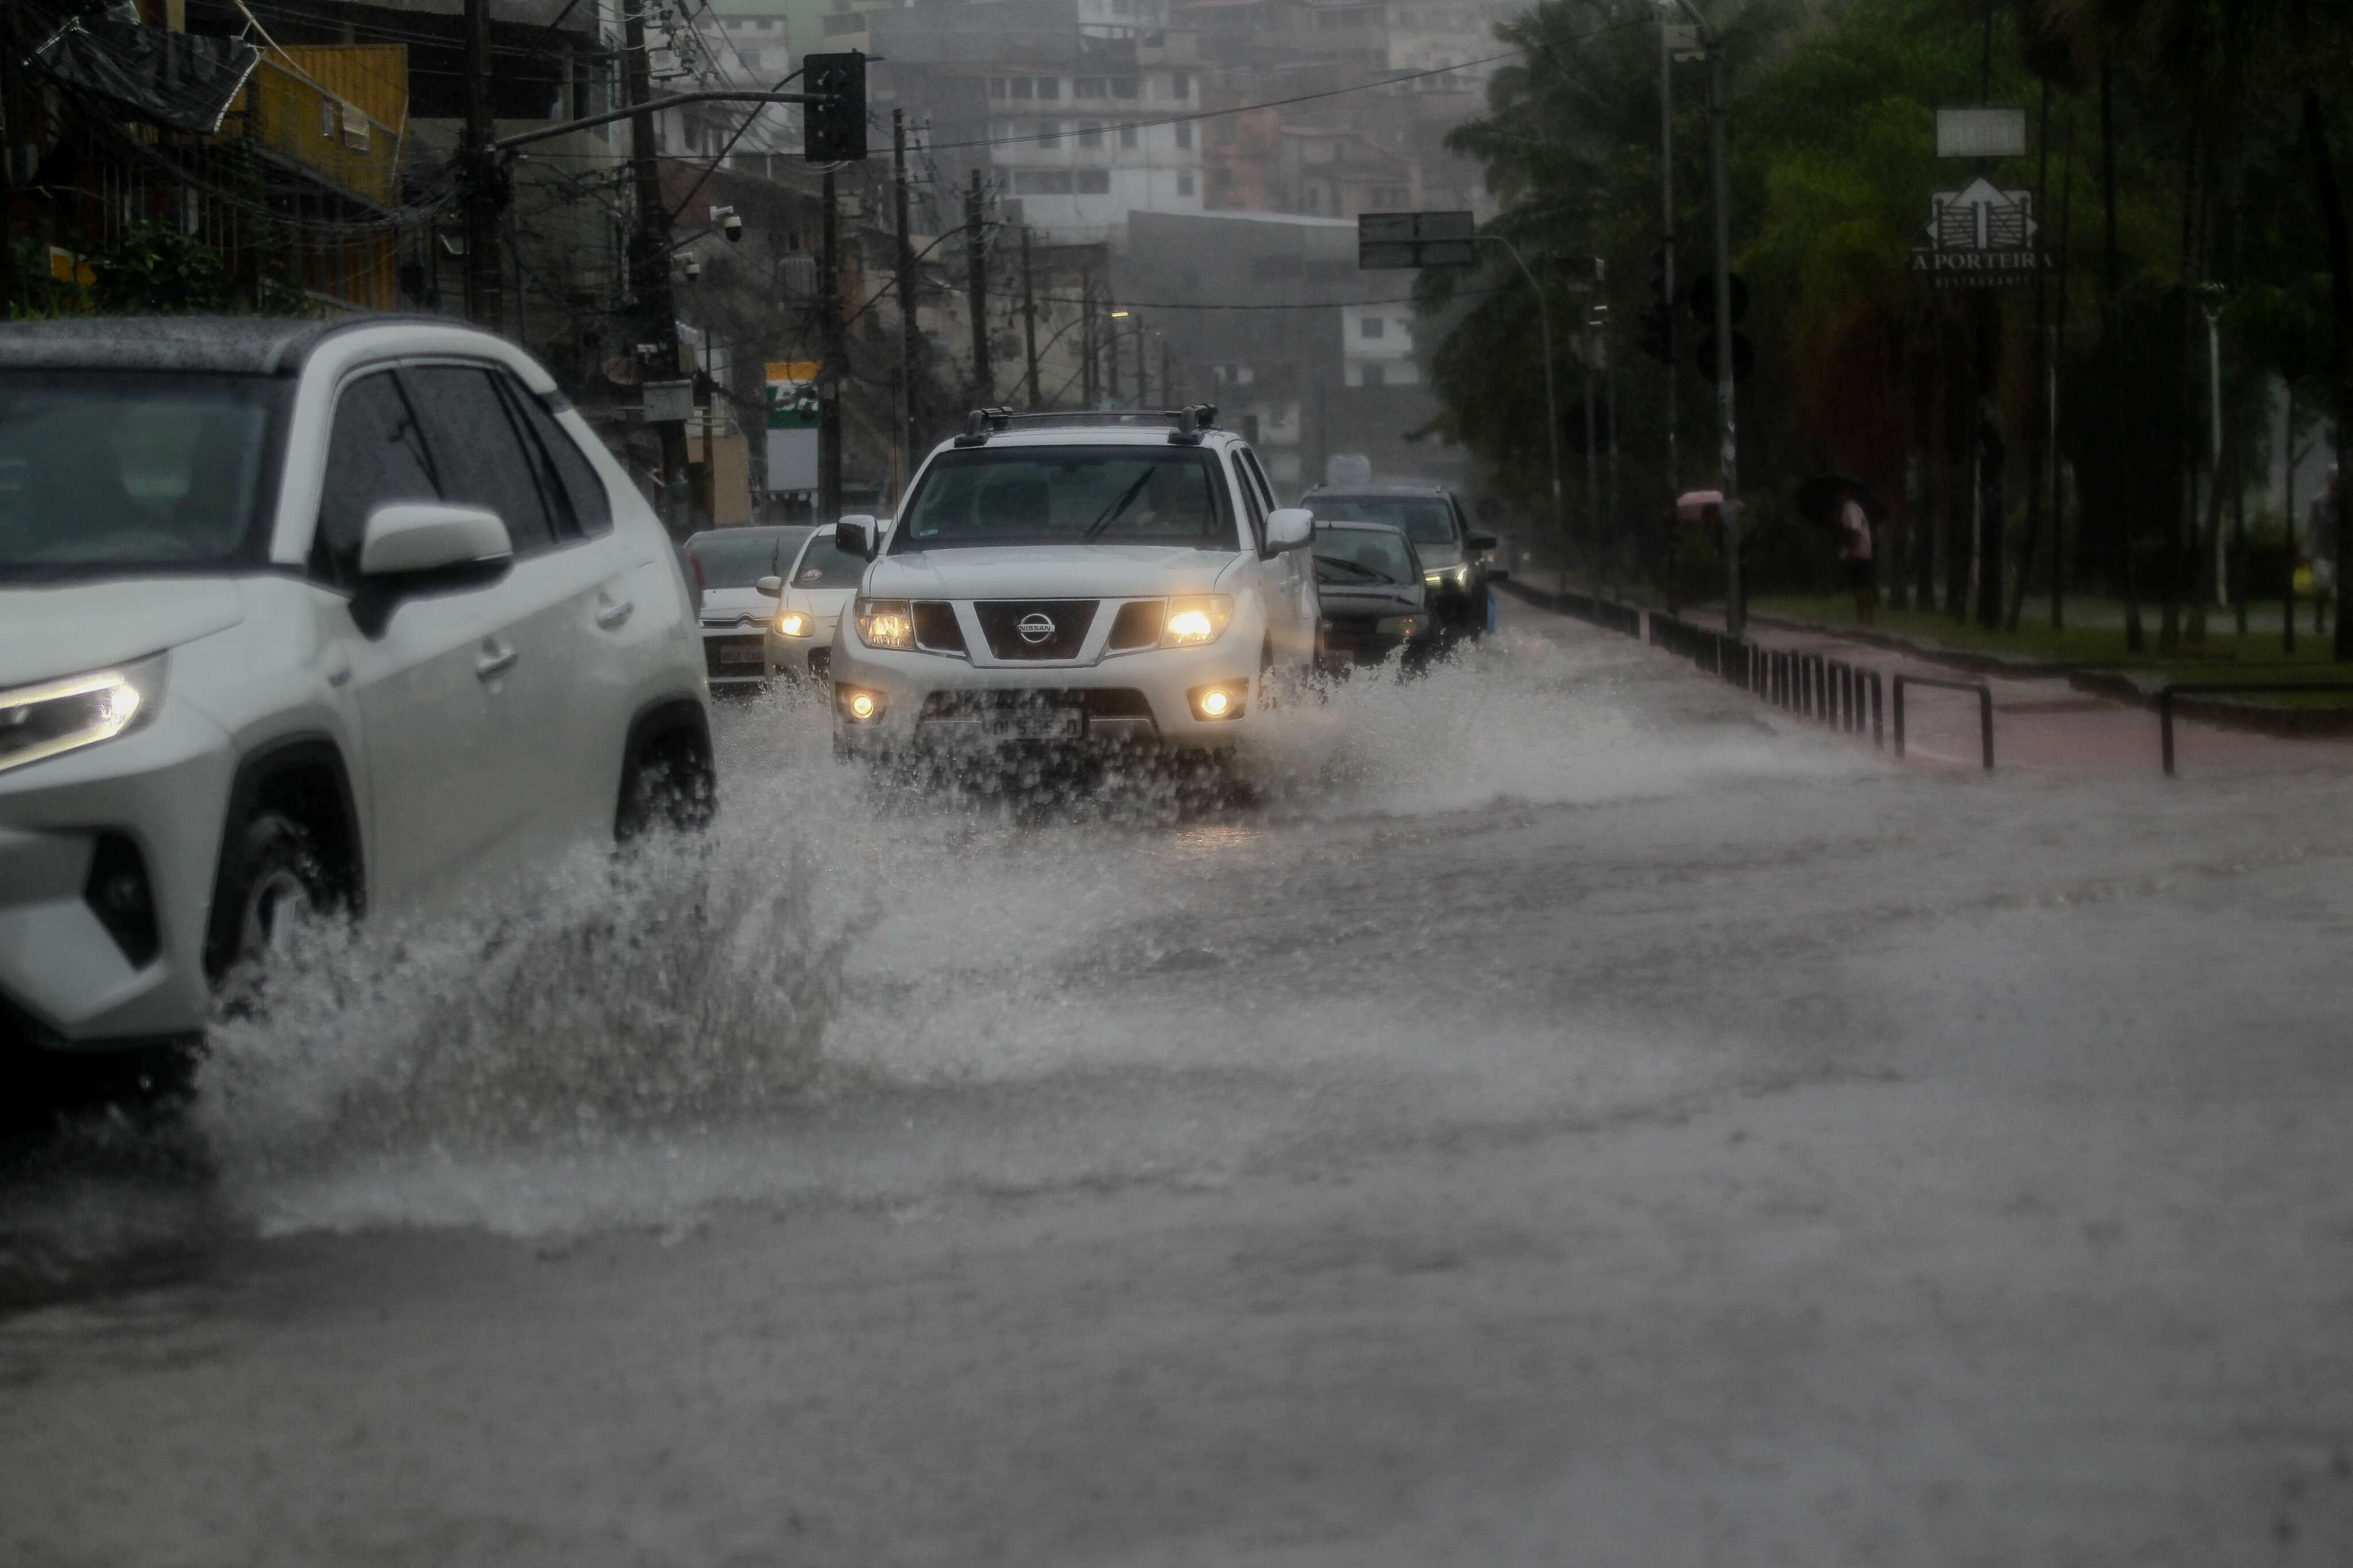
(0, 315, 713, 1072)
(1310, 519, 1438, 671)
(828, 407, 1318, 755)
(1298, 481, 1498, 642)
(765, 522, 875, 683)
(682, 524, 812, 692)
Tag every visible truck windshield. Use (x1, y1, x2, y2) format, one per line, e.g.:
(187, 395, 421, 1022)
(0, 370, 290, 580)
(894, 446, 1234, 550)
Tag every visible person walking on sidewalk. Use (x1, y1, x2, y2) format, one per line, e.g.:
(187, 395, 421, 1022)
(1838, 484, 1877, 627)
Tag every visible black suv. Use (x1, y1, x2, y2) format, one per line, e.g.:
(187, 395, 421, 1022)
(1297, 482, 1496, 641)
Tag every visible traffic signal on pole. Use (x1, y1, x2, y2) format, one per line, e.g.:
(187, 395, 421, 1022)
(1637, 301, 1674, 364)
(804, 52, 867, 162)
(1695, 331, 1756, 385)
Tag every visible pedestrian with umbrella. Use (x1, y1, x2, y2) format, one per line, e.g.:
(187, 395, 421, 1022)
(1798, 474, 1886, 628)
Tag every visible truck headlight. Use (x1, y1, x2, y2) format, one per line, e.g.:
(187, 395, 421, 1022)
(0, 654, 168, 777)
(1160, 595, 1233, 648)
(854, 598, 913, 650)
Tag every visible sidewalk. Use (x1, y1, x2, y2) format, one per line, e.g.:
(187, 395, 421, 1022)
(1506, 567, 2353, 773)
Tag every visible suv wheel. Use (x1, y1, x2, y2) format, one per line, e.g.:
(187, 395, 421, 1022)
(211, 811, 332, 993)
(616, 727, 717, 841)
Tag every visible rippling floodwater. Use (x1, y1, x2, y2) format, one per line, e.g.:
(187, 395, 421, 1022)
(2, 616, 1857, 1277)
(11, 605, 2353, 1566)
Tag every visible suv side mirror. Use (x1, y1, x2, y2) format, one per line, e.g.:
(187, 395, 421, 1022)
(755, 575, 783, 597)
(835, 513, 878, 560)
(1265, 507, 1314, 554)
(359, 503, 512, 578)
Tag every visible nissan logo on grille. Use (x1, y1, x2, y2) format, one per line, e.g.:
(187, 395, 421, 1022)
(1017, 613, 1056, 645)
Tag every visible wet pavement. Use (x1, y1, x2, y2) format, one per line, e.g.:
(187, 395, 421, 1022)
(5, 600, 2353, 1566)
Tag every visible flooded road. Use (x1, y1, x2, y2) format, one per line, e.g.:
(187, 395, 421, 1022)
(7, 600, 2353, 1565)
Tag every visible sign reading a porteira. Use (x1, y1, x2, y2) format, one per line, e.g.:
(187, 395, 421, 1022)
(764, 360, 820, 493)
(1905, 177, 2048, 289)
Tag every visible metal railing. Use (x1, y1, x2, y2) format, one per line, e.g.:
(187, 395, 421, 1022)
(1646, 612, 1884, 747)
(1891, 674, 1994, 771)
(2157, 681, 2353, 775)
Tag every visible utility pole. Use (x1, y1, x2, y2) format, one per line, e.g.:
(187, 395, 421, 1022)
(1162, 335, 1174, 407)
(1106, 300, 1123, 405)
(1021, 226, 1040, 407)
(624, 0, 687, 535)
(1135, 319, 1150, 407)
(819, 168, 842, 520)
(893, 109, 916, 481)
(1082, 270, 1098, 407)
(1706, 35, 1741, 639)
(461, 0, 502, 329)
(965, 168, 990, 405)
(1658, 3, 1680, 608)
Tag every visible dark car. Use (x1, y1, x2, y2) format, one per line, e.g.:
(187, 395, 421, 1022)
(1311, 520, 1438, 671)
(1299, 481, 1497, 642)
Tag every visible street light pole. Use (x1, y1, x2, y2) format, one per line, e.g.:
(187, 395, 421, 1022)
(1658, 2, 1680, 604)
(1483, 233, 1566, 571)
(1706, 36, 1741, 639)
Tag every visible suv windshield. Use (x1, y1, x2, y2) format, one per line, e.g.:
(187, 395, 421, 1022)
(0, 370, 288, 580)
(688, 528, 808, 588)
(1314, 527, 1417, 585)
(895, 446, 1233, 550)
(1309, 494, 1457, 548)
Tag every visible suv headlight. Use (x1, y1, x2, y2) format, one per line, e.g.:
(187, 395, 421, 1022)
(0, 654, 168, 777)
(1160, 595, 1233, 648)
(854, 598, 913, 650)
(1423, 564, 1471, 589)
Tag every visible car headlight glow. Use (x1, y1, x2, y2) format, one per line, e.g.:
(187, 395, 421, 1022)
(836, 684, 888, 724)
(0, 654, 168, 777)
(854, 598, 914, 650)
(1423, 564, 1471, 589)
(1159, 595, 1233, 648)
(1186, 678, 1249, 722)
(1375, 615, 1424, 636)
(776, 610, 812, 638)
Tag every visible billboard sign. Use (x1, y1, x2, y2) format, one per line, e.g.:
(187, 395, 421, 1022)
(1357, 210, 1477, 270)
(1905, 177, 2047, 288)
(764, 361, 821, 494)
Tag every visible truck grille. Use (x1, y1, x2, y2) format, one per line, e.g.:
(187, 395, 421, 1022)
(974, 600, 1097, 661)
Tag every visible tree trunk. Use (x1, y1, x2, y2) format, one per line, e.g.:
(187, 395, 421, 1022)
(2306, 91, 2353, 662)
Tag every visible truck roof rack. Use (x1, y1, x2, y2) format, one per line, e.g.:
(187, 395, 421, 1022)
(953, 404, 1220, 448)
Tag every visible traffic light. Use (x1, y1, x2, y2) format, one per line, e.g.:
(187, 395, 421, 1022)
(1695, 331, 1756, 385)
(1685, 271, 1749, 325)
(1637, 301, 1674, 364)
(804, 52, 867, 162)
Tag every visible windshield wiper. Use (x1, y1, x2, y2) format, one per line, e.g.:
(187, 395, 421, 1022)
(1316, 557, 1392, 582)
(1082, 467, 1159, 541)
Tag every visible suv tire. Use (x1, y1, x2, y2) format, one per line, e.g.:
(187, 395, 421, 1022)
(616, 726, 717, 841)
(211, 810, 331, 986)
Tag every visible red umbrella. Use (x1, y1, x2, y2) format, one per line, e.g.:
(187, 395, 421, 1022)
(1676, 489, 1724, 523)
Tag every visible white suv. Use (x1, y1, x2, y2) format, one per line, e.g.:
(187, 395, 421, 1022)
(0, 316, 712, 1070)
(830, 408, 1318, 753)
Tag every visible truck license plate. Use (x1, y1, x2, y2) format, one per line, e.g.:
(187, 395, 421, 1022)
(986, 708, 1082, 741)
